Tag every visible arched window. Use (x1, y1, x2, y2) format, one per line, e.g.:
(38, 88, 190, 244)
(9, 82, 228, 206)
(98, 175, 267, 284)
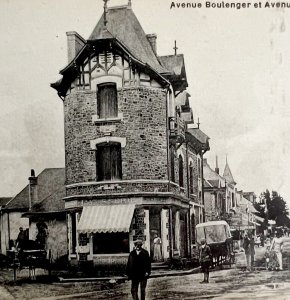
(96, 142, 122, 181)
(189, 161, 193, 194)
(179, 155, 184, 188)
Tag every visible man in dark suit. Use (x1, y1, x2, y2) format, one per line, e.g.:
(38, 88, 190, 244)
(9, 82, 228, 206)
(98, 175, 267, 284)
(126, 239, 151, 300)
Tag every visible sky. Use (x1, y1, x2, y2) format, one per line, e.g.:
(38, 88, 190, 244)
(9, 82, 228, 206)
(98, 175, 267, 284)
(0, 0, 290, 205)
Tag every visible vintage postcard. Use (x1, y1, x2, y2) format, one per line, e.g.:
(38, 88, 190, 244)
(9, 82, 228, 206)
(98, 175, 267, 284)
(0, 0, 289, 299)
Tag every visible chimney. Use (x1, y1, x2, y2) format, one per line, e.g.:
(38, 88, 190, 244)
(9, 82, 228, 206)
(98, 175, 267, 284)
(28, 169, 38, 211)
(146, 33, 157, 55)
(215, 155, 219, 174)
(66, 31, 86, 63)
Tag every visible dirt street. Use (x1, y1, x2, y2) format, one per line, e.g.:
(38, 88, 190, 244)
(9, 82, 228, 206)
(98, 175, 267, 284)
(1, 245, 290, 300)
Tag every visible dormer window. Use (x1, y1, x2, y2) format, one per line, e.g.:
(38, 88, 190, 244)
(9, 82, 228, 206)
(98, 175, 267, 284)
(97, 83, 118, 119)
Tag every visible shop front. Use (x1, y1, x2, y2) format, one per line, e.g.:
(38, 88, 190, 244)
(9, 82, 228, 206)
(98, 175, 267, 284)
(67, 200, 189, 269)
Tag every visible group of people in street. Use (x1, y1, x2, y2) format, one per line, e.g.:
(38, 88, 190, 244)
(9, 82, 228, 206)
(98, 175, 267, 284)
(264, 230, 284, 271)
(240, 229, 286, 272)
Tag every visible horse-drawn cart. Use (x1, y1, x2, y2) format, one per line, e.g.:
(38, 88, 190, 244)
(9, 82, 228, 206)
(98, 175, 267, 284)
(7, 242, 52, 281)
(196, 221, 235, 267)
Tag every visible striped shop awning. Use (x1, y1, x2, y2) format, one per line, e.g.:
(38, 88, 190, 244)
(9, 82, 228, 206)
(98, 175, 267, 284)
(77, 204, 135, 234)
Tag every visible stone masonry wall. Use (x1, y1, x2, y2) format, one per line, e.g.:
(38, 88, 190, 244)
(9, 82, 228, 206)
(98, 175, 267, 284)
(64, 87, 168, 185)
(171, 146, 200, 198)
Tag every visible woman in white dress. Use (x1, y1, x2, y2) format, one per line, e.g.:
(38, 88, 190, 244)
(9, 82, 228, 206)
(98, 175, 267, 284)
(153, 234, 162, 261)
(270, 231, 284, 270)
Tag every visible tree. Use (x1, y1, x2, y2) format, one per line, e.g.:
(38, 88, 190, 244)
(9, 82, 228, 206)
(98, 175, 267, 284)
(254, 190, 290, 228)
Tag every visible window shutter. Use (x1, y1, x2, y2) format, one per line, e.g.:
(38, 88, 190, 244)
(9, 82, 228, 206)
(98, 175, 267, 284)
(97, 83, 117, 118)
(111, 145, 122, 180)
(96, 143, 122, 181)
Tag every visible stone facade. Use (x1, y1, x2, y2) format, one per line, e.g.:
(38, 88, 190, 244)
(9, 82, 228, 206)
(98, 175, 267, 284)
(51, 3, 211, 267)
(64, 87, 168, 186)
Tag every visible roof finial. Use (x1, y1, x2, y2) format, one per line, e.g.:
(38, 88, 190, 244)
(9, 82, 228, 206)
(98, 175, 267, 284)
(197, 117, 200, 129)
(173, 40, 178, 55)
(128, 0, 132, 8)
(226, 154, 228, 164)
(103, 0, 109, 28)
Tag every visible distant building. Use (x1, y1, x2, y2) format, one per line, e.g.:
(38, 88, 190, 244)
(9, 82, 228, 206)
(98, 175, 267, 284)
(234, 190, 263, 232)
(203, 157, 262, 233)
(1, 168, 66, 260)
(242, 192, 257, 204)
(51, 2, 209, 268)
(203, 157, 236, 221)
(0, 197, 12, 253)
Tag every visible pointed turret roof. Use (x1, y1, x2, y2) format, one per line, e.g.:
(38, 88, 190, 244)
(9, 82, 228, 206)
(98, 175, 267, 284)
(89, 5, 167, 74)
(203, 160, 226, 187)
(51, 3, 190, 97)
(223, 159, 236, 185)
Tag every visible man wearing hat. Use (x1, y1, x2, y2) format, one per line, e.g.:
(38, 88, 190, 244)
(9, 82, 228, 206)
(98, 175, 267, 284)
(126, 239, 151, 300)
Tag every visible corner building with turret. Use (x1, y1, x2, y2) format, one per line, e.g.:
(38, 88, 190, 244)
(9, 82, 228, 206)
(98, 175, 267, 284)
(51, 2, 210, 269)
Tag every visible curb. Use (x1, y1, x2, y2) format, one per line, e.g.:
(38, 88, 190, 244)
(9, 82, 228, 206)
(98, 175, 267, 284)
(58, 266, 201, 283)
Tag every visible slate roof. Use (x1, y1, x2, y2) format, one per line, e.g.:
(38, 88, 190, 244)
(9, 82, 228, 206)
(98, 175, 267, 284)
(203, 161, 226, 187)
(175, 91, 191, 107)
(240, 197, 259, 214)
(31, 185, 66, 213)
(5, 168, 65, 211)
(187, 128, 210, 145)
(158, 54, 188, 91)
(204, 180, 213, 188)
(207, 180, 221, 188)
(159, 54, 185, 77)
(223, 160, 236, 185)
(0, 197, 12, 207)
(89, 6, 167, 74)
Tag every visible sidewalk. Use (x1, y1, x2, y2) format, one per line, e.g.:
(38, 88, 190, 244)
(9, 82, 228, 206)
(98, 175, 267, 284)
(0, 286, 14, 300)
(0, 274, 14, 300)
(58, 266, 202, 283)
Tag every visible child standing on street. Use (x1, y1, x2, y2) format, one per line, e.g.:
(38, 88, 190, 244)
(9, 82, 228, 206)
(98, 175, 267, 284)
(199, 238, 212, 284)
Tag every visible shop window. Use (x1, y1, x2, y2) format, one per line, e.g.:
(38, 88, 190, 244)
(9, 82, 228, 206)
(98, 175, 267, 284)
(179, 155, 184, 188)
(96, 143, 122, 181)
(97, 83, 118, 118)
(93, 232, 129, 254)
